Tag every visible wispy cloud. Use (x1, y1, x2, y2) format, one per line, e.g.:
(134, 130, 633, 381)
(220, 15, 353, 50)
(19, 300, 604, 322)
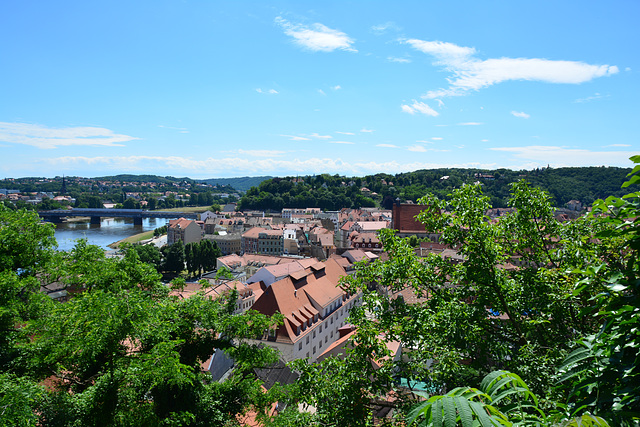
(511, 111, 530, 119)
(256, 88, 279, 95)
(158, 125, 189, 133)
(416, 140, 433, 144)
(574, 92, 609, 103)
(490, 145, 636, 167)
(458, 122, 483, 126)
(237, 149, 286, 157)
(329, 141, 355, 145)
(336, 131, 355, 135)
(408, 145, 428, 152)
(431, 137, 443, 141)
(46, 155, 499, 176)
(309, 133, 332, 139)
(405, 39, 618, 98)
(275, 16, 356, 52)
(606, 144, 631, 147)
(318, 89, 326, 96)
(371, 22, 400, 34)
(388, 56, 411, 63)
(377, 144, 399, 148)
(0, 122, 139, 149)
(280, 134, 311, 141)
(401, 100, 439, 116)
(331, 85, 342, 90)
(360, 128, 375, 133)
(408, 145, 450, 152)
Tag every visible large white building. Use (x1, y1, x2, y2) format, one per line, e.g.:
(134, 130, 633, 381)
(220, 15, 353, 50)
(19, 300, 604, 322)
(248, 258, 361, 361)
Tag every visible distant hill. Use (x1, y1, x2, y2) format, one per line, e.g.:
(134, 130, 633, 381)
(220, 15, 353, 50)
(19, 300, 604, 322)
(198, 176, 272, 192)
(236, 166, 633, 211)
(93, 174, 195, 184)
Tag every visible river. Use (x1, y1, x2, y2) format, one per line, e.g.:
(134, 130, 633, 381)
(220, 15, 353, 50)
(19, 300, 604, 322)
(53, 217, 171, 251)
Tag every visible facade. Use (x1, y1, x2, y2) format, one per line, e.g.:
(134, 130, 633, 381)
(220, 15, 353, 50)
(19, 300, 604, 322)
(391, 203, 439, 239)
(248, 258, 362, 362)
(207, 233, 242, 255)
(167, 218, 203, 246)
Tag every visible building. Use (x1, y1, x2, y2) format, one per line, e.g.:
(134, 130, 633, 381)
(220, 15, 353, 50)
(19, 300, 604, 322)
(248, 258, 361, 362)
(167, 218, 204, 246)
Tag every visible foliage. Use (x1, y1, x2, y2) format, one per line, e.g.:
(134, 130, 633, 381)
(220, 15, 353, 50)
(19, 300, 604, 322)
(0, 204, 283, 426)
(556, 156, 640, 424)
(163, 240, 185, 274)
(408, 370, 610, 427)
(341, 182, 605, 399)
(236, 167, 631, 212)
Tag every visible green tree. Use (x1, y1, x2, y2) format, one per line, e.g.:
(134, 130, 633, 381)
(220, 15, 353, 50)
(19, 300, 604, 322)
(0, 204, 283, 426)
(292, 182, 607, 426)
(163, 241, 185, 274)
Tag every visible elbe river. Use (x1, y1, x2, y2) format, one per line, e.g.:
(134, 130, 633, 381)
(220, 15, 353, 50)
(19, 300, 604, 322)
(53, 217, 171, 251)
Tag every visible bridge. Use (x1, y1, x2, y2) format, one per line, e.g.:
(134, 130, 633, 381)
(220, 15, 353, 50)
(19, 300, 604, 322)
(39, 208, 198, 226)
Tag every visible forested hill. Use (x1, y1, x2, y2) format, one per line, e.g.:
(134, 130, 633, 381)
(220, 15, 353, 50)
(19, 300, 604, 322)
(237, 166, 632, 211)
(198, 176, 272, 192)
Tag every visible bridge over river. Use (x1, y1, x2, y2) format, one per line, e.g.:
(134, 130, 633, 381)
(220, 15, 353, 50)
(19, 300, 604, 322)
(39, 208, 198, 226)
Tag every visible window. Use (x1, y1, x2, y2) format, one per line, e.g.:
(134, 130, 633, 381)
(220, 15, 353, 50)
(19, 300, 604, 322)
(306, 336, 309, 344)
(330, 331, 333, 338)
(313, 331, 316, 339)
(319, 325, 322, 333)
(313, 346, 316, 354)
(319, 341, 322, 348)
(299, 343, 302, 351)
(325, 336, 328, 343)
(331, 317, 333, 324)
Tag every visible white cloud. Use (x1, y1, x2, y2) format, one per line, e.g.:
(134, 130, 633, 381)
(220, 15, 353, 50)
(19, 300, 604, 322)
(431, 137, 443, 141)
(401, 100, 439, 117)
(482, 139, 490, 142)
(458, 122, 483, 126)
(256, 88, 279, 94)
(158, 125, 188, 132)
(329, 141, 355, 144)
(280, 134, 311, 141)
(310, 133, 332, 139)
(237, 149, 286, 157)
(606, 144, 631, 147)
(377, 144, 399, 148)
(388, 56, 411, 63)
(318, 89, 326, 96)
(490, 145, 637, 167)
(408, 145, 427, 152)
(275, 17, 356, 53)
(405, 39, 618, 98)
(574, 92, 608, 103)
(331, 85, 342, 90)
(360, 128, 374, 133)
(47, 155, 498, 177)
(336, 131, 355, 135)
(371, 22, 400, 34)
(0, 122, 139, 149)
(416, 140, 433, 144)
(511, 111, 530, 119)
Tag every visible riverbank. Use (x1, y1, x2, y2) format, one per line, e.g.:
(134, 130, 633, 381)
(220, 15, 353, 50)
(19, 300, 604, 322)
(108, 230, 155, 249)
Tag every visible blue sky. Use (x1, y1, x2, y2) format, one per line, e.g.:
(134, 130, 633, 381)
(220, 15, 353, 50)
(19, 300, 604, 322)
(1, 1, 638, 179)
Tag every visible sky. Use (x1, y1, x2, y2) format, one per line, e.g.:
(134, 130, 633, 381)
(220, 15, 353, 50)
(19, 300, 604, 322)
(1, 1, 638, 179)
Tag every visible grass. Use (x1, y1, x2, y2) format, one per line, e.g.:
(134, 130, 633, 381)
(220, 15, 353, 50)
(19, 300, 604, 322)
(108, 230, 155, 249)
(156, 206, 210, 213)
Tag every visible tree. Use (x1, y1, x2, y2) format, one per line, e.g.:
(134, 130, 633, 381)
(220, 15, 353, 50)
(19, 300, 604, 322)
(290, 181, 608, 426)
(0, 204, 283, 426)
(555, 156, 640, 424)
(132, 243, 163, 271)
(163, 241, 185, 274)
